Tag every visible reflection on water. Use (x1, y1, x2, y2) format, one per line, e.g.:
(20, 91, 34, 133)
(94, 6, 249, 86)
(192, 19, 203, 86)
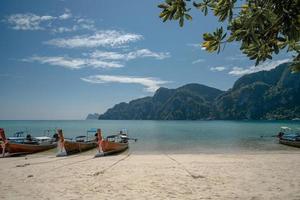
(0, 120, 299, 154)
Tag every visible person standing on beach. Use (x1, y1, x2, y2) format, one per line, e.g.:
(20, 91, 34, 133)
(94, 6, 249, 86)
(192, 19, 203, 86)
(96, 129, 104, 153)
(0, 128, 8, 157)
(57, 129, 66, 153)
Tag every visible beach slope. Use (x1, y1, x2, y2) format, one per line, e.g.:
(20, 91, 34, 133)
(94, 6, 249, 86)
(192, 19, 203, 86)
(0, 152, 299, 200)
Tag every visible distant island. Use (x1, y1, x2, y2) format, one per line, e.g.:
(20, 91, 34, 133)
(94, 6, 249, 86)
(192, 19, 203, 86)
(86, 113, 100, 120)
(91, 63, 300, 120)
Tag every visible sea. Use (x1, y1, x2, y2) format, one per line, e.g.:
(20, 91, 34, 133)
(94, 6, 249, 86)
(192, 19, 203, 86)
(0, 120, 299, 154)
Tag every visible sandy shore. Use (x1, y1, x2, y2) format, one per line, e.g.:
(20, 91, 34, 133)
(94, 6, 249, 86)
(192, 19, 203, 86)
(0, 150, 299, 200)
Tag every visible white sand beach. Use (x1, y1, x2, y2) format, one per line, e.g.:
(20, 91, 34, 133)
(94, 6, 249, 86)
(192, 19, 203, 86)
(0, 151, 299, 200)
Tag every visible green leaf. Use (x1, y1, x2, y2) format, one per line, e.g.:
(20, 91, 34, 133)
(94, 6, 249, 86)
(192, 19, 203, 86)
(179, 17, 184, 27)
(184, 14, 192, 20)
(158, 4, 169, 9)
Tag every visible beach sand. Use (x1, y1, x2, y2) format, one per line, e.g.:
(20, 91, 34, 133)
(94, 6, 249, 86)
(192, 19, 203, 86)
(0, 150, 299, 200)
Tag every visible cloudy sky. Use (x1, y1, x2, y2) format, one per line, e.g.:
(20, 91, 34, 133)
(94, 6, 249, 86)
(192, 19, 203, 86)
(0, 0, 292, 119)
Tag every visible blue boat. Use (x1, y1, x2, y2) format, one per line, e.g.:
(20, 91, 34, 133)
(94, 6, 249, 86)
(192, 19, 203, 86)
(278, 127, 300, 148)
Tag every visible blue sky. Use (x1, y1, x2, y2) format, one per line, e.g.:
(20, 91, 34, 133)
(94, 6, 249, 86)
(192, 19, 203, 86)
(0, 0, 292, 120)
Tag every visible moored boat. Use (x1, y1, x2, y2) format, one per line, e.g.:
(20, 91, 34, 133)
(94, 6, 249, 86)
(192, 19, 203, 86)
(56, 129, 97, 156)
(277, 127, 300, 148)
(279, 139, 300, 148)
(0, 128, 58, 157)
(0, 130, 28, 153)
(95, 129, 136, 157)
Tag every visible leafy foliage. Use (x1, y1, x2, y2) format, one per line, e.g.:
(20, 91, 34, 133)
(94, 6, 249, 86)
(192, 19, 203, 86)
(158, 0, 193, 27)
(158, 0, 300, 70)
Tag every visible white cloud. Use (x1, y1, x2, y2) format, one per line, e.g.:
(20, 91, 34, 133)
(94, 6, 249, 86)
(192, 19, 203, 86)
(5, 9, 96, 33)
(192, 59, 205, 64)
(59, 9, 72, 20)
(75, 18, 95, 31)
(228, 59, 291, 76)
(52, 27, 74, 33)
(90, 51, 125, 60)
(52, 17, 96, 33)
(81, 75, 169, 92)
(45, 30, 143, 48)
(52, 24, 95, 33)
(23, 56, 123, 70)
(87, 59, 123, 69)
(90, 49, 170, 61)
(226, 54, 247, 61)
(210, 66, 227, 72)
(5, 13, 55, 30)
(126, 49, 170, 60)
(23, 48, 169, 70)
(187, 43, 206, 51)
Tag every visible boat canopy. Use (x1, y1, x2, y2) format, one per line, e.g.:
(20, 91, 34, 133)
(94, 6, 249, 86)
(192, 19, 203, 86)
(8, 137, 25, 140)
(35, 136, 52, 140)
(120, 128, 128, 133)
(281, 126, 292, 131)
(14, 131, 25, 137)
(87, 128, 98, 133)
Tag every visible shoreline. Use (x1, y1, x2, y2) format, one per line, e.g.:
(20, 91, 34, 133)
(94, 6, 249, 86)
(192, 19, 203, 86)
(2, 147, 300, 156)
(0, 151, 299, 199)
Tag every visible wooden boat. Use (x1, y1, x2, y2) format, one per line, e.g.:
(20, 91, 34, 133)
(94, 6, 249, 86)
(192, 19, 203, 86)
(95, 129, 136, 157)
(1, 130, 30, 155)
(56, 129, 97, 156)
(5, 142, 57, 154)
(0, 128, 57, 157)
(277, 126, 300, 148)
(279, 139, 300, 148)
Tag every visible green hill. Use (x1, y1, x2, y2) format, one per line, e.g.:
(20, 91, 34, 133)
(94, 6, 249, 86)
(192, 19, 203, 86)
(98, 63, 300, 120)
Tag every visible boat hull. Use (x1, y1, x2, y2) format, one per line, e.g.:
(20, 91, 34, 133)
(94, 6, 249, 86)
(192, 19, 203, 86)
(279, 139, 300, 148)
(95, 141, 128, 157)
(59, 140, 97, 155)
(5, 142, 57, 154)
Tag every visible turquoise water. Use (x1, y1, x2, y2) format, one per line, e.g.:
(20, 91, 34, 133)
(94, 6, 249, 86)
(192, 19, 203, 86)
(0, 120, 299, 154)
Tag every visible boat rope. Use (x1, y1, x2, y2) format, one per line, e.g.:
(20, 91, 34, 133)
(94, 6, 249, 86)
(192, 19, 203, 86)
(93, 153, 131, 176)
(13, 153, 84, 167)
(20, 157, 69, 166)
(164, 154, 205, 179)
(52, 156, 94, 170)
(21, 155, 96, 179)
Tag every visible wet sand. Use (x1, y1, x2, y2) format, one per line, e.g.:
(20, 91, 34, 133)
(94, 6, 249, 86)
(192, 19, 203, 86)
(0, 150, 299, 200)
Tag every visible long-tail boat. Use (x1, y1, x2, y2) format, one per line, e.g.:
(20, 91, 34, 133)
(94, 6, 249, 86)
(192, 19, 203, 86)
(277, 126, 300, 148)
(56, 129, 97, 156)
(0, 128, 58, 157)
(95, 129, 136, 157)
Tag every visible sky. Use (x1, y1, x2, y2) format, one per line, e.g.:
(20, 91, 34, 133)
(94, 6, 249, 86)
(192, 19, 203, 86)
(0, 0, 292, 120)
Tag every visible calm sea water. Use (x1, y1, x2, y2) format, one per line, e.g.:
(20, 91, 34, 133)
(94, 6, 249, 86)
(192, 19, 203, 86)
(0, 120, 299, 154)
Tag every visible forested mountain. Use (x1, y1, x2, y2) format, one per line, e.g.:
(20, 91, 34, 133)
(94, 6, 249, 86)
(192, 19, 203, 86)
(99, 84, 223, 120)
(86, 113, 100, 120)
(97, 63, 300, 120)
